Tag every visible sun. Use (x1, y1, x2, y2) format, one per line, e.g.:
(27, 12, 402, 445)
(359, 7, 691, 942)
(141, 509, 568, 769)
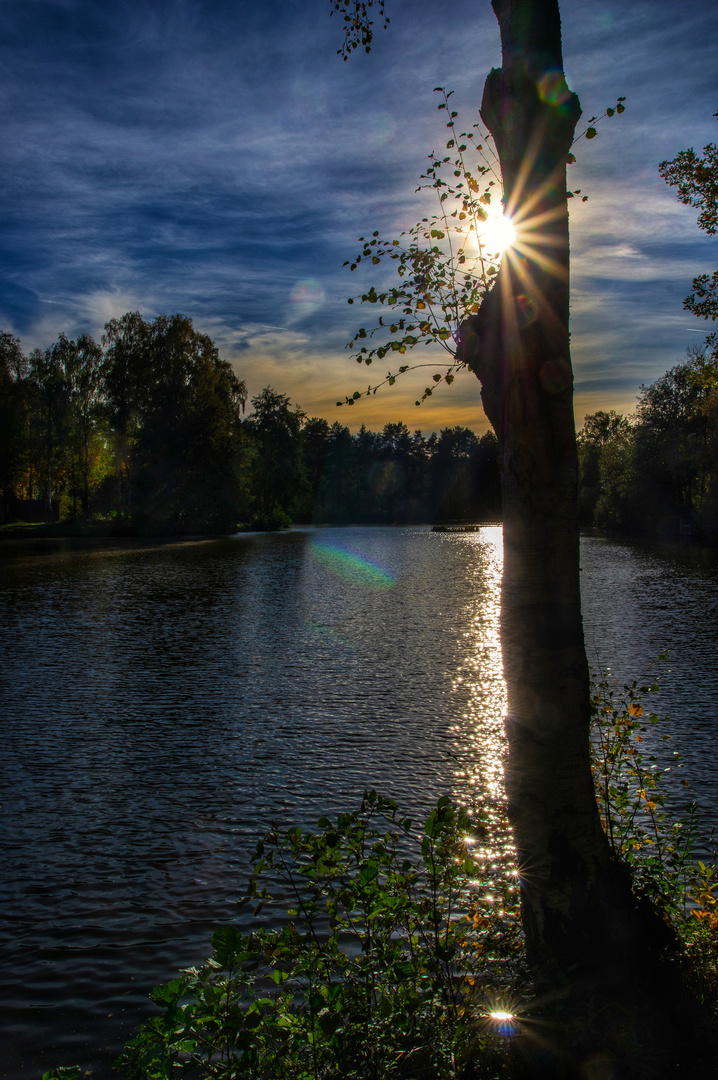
(474, 204, 517, 256)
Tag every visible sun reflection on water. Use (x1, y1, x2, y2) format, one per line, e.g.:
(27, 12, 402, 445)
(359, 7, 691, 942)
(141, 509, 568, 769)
(448, 527, 514, 872)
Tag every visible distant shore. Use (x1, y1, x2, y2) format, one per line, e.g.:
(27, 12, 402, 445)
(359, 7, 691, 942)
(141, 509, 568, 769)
(0, 520, 235, 542)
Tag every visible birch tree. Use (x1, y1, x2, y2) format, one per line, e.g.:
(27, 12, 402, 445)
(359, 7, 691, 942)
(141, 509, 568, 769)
(336, 1, 717, 1071)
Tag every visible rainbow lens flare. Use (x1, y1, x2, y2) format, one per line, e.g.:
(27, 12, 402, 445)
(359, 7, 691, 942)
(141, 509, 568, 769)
(311, 541, 396, 589)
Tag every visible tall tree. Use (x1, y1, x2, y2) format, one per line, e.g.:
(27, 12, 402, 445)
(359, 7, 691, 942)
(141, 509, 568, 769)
(577, 409, 632, 525)
(429, 426, 500, 523)
(632, 348, 715, 538)
(319, 420, 358, 522)
(52, 332, 104, 518)
(130, 314, 249, 532)
(338, 0, 715, 1069)
(455, 0, 628, 989)
(299, 416, 331, 521)
(101, 311, 151, 520)
(245, 387, 306, 526)
(27, 340, 71, 520)
(0, 333, 29, 520)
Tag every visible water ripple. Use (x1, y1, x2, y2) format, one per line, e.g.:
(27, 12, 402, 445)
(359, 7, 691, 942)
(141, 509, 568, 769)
(1, 527, 717, 1078)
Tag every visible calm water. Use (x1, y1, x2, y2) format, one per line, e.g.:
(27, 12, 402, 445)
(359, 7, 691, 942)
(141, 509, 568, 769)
(1, 526, 717, 1078)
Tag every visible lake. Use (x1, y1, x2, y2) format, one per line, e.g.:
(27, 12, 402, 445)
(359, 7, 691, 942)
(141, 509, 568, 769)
(1, 526, 717, 1079)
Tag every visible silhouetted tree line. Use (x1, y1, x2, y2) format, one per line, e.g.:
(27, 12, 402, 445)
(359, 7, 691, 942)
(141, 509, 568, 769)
(0, 314, 500, 533)
(578, 342, 718, 544)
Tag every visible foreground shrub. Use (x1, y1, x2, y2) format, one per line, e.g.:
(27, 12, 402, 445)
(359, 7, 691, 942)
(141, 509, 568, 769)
(113, 793, 526, 1079)
(590, 659, 718, 1013)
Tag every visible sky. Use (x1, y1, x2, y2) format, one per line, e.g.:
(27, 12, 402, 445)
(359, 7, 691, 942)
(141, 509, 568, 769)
(1, 0, 717, 434)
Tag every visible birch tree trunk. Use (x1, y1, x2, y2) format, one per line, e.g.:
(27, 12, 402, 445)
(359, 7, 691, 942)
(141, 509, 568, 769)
(466, 0, 615, 991)
(456, 5, 713, 1066)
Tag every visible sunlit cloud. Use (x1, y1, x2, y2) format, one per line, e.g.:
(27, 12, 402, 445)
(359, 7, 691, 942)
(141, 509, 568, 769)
(77, 288, 149, 333)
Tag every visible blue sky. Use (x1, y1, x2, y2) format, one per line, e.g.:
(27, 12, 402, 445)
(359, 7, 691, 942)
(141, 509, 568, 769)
(1, 0, 716, 432)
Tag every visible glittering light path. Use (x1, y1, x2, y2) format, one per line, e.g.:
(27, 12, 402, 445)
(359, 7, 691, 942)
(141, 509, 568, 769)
(446, 527, 514, 871)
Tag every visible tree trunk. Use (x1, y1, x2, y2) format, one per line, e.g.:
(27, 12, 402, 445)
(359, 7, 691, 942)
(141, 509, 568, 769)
(457, 0, 715, 1071)
(45, 425, 53, 521)
(83, 425, 90, 518)
(116, 442, 124, 522)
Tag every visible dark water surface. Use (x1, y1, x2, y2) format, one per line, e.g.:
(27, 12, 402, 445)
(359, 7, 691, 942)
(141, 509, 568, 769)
(1, 526, 717, 1078)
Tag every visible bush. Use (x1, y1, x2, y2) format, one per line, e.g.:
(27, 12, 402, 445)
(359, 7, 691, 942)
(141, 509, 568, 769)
(591, 659, 718, 1010)
(115, 793, 527, 1080)
(245, 507, 292, 531)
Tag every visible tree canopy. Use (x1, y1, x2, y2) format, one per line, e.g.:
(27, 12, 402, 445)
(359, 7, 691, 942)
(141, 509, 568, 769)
(660, 112, 718, 324)
(0, 318, 501, 533)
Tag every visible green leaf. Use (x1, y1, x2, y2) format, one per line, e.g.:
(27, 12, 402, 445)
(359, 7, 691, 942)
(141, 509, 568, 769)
(586, 127, 597, 139)
(151, 977, 185, 1004)
(359, 861, 379, 887)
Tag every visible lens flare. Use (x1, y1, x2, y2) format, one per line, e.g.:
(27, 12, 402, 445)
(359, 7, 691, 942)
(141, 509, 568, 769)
(311, 541, 396, 589)
(488, 1009, 519, 1036)
(289, 278, 325, 318)
(537, 69, 573, 110)
(307, 620, 358, 652)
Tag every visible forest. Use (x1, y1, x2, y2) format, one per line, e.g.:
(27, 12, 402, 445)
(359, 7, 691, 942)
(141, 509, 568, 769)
(4, 309, 718, 544)
(578, 338, 718, 544)
(0, 311, 501, 533)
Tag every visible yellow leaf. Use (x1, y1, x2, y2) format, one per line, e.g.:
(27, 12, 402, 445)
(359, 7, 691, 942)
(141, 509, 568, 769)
(628, 704, 643, 717)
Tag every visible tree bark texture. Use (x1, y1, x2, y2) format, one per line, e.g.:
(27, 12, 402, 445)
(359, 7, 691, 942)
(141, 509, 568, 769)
(456, 0, 691, 1022)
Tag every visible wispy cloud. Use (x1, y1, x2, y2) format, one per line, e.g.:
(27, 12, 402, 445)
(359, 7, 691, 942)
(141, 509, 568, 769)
(1, 0, 716, 429)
